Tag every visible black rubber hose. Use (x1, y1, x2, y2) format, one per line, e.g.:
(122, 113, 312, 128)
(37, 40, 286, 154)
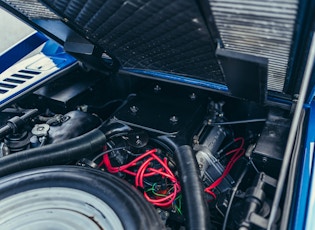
(0, 109, 38, 139)
(174, 145, 212, 230)
(0, 128, 106, 177)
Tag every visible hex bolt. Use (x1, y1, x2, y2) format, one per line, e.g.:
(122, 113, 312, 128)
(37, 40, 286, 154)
(190, 93, 197, 100)
(169, 116, 178, 124)
(135, 135, 142, 146)
(262, 157, 268, 164)
(154, 85, 161, 92)
(130, 105, 139, 113)
(269, 130, 276, 137)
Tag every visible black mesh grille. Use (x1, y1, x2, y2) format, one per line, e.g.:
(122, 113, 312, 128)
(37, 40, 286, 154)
(2, 0, 59, 19)
(40, 0, 224, 83)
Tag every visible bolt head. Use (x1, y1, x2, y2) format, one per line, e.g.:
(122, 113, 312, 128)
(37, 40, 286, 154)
(130, 105, 139, 113)
(154, 85, 161, 92)
(169, 116, 178, 124)
(190, 93, 197, 100)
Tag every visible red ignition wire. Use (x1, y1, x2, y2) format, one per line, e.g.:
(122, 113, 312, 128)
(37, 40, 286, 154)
(204, 137, 245, 198)
(102, 148, 181, 207)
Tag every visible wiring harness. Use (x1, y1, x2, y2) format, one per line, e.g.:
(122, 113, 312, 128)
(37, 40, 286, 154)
(99, 147, 182, 209)
(204, 137, 245, 199)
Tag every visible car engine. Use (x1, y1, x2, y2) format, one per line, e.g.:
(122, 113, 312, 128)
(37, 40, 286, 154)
(0, 70, 290, 229)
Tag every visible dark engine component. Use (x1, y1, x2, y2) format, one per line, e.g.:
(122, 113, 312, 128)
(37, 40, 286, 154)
(0, 109, 38, 154)
(32, 110, 101, 145)
(4, 131, 32, 153)
(253, 110, 290, 178)
(95, 128, 211, 230)
(113, 84, 206, 135)
(232, 173, 278, 229)
(0, 109, 38, 139)
(0, 110, 101, 154)
(33, 72, 101, 112)
(195, 125, 234, 196)
(0, 82, 281, 230)
(96, 134, 182, 209)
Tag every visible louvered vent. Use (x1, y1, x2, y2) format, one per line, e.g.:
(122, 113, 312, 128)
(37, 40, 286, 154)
(0, 53, 75, 108)
(209, 0, 298, 92)
(0, 69, 37, 95)
(1, 0, 59, 19)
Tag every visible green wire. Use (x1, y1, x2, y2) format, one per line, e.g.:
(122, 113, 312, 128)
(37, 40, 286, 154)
(145, 183, 167, 197)
(175, 205, 182, 215)
(146, 183, 177, 197)
(174, 194, 182, 215)
(152, 190, 167, 197)
(145, 183, 182, 215)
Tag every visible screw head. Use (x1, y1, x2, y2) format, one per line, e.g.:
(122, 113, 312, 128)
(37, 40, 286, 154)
(190, 93, 197, 100)
(154, 85, 161, 92)
(130, 105, 139, 113)
(262, 157, 268, 163)
(169, 116, 178, 124)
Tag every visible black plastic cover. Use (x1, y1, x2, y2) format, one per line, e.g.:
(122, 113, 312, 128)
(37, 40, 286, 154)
(216, 49, 268, 104)
(252, 110, 291, 178)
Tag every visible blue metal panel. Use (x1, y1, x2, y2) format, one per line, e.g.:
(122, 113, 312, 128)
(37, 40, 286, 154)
(0, 32, 48, 74)
(305, 100, 315, 229)
(0, 34, 77, 108)
(40, 39, 77, 67)
(124, 68, 229, 92)
(306, 65, 315, 104)
(292, 100, 315, 229)
(41, 39, 65, 56)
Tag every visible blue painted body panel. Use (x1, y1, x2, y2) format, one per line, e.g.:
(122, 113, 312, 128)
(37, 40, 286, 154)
(290, 100, 315, 229)
(0, 32, 77, 108)
(41, 40, 77, 66)
(124, 68, 229, 92)
(0, 32, 48, 74)
(0, 32, 76, 74)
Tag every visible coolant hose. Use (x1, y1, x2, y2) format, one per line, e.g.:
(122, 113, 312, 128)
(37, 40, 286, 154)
(0, 122, 133, 177)
(0, 128, 107, 177)
(174, 145, 211, 230)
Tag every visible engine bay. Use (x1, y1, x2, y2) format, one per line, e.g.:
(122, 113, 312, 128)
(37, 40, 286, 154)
(0, 69, 291, 229)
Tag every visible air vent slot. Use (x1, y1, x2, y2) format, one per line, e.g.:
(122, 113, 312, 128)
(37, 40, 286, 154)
(18, 70, 41, 75)
(0, 83, 16, 89)
(11, 74, 33, 79)
(0, 52, 77, 109)
(4, 78, 25, 84)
